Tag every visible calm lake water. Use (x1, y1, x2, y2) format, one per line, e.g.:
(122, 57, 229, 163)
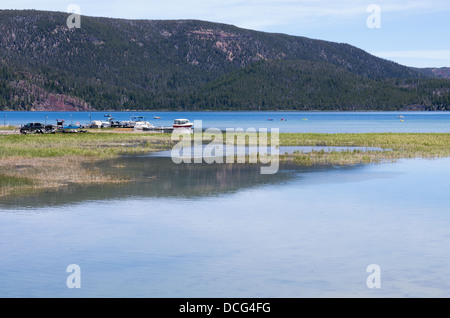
(2, 110, 450, 133)
(1, 154, 450, 297)
(1, 111, 450, 297)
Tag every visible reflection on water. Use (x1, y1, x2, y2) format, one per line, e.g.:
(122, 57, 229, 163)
(2, 155, 450, 298)
(151, 145, 386, 159)
(0, 156, 305, 209)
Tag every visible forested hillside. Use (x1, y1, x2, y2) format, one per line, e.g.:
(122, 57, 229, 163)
(0, 9, 449, 111)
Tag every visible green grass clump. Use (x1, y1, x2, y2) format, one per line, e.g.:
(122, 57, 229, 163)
(0, 132, 174, 159)
(1, 131, 449, 163)
(0, 174, 34, 187)
(0, 173, 36, 197)
(279, 133, 450, 165)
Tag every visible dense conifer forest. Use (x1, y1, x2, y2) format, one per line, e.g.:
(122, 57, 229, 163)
(1, 10, 449, 111)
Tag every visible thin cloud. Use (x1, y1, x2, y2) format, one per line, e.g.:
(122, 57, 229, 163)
(373, 50, 450, 60)
(372, 50, 450, 68)
(3, 1, 450, 22)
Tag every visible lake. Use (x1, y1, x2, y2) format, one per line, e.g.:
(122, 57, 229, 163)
(2, 110, 450, 133)
(1, 153, 450, 297)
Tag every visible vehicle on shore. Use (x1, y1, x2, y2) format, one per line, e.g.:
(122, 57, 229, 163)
(20, 123, 55, 134)
(89, 119, 122, 128)
(110, 120, 123, 128)
(63, 124, 81, 130)
(101, 121, 111, 128)
(59, 123, 87, 133)
(89, 120, 103, 128)
(173, 119, 193, 128)
(134, 120, 153, 130)
(122, 116, 153, 130)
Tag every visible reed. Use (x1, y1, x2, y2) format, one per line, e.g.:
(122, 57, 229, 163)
(0, 132, 174, 159)
(0, 131, 449, 198)
(0, 173, 34, 197)
(0, 132, 174, 197)
(279, 133, 450, 165)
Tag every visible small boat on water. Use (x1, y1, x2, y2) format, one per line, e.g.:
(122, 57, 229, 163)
(154, 116, 162, 119)
(173, 119, 193, 128)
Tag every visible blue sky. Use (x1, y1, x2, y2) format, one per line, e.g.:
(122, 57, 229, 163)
(2, 0, 450, 67)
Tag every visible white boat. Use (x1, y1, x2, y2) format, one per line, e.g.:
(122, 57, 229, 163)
(90, 120, 103, 128)
(101, 121, 111, 128)
(133, 116, 153, 130)
(134, 121, 153, 130)
(121, 116, 153, 130)
(173, 119, 193, 128)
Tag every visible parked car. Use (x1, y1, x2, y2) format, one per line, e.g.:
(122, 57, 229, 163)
(20, 123, 56, 134)
(20, 123, 45, 134)
(60, 123, 87, 133)
(63, 124, 81, 130)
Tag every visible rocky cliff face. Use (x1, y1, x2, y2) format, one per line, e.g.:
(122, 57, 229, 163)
(431, 68, 450, 79)
(6, 72, 92, 111)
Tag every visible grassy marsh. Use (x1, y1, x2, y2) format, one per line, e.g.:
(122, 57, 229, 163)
(0, 132, 173, 197)
(0, 130, 449, 198)
(0, 132, 173, 158)
(279, 133, 450, 165)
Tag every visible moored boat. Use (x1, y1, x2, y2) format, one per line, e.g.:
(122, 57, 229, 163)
(134, 116, 154, 130)
(122, 116, 154, 130)
(173, 119, 193, 128)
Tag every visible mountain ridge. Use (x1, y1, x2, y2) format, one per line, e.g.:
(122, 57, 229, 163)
(0, 9, 449, 111)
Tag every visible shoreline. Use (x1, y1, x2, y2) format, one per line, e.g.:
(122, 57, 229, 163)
(2, 109, 448, 113)
(1, 131, 449, 199)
